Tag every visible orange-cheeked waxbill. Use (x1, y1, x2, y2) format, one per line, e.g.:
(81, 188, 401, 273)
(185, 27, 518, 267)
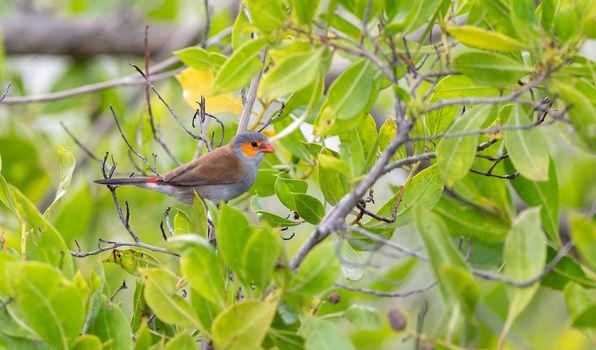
(94, 132, 275, 204)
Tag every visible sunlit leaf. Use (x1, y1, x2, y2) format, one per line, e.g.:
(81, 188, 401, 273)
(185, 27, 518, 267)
(212, 38, 265, 94)
(212, 289, 281, 350)
(447, 25, 524, 52)
(304, 316, 356, 350)
(318, 151, 351, 205)
(174, 209, 193, 235)
(5, 262, 85, 350)
(192, 192, 208, 238)
(176, 67, 242, 114)
(43, 145, 75, 217)
(564, 282, 596, 329)
(261, 48, 325, 100)
(71, 335, 102, 350)
(245, 0, 287, 33)
(167, 234, 226, 307)
(452, 52, 529, 86)
(339, 114, 378, 176)
(164, 333, 197, 350)
(102, 249, 161, 276)
(140, 268, 202, 330)
(291, 0, 320, 25)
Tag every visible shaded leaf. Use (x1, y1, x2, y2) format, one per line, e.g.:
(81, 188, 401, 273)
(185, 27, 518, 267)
(294, 193, 325, 224)
(88, 296, 133, 350)
(242, 228, 279, 291)
(345, 305, 384, 331)
(504, 104, 549, 181)
(304, 317, 356, 350)
(217, 204, 252, 278)
(447, 25, 524, 52)
(452, 52, 529, 86)
(569, 213, 596, 273)
(288, 241, 340, 295)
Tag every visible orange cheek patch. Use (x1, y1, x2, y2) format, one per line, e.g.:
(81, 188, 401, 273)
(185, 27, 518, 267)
(240, 143, 259, 158)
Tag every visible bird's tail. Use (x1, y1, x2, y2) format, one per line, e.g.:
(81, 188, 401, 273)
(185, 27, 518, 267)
(94, 177, 160, 186)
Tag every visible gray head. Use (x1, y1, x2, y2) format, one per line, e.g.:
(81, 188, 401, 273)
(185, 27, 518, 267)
(232, 132, 275, 161)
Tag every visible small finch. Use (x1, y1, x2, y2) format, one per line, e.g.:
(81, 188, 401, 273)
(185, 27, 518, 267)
(95, 132, 275, 204)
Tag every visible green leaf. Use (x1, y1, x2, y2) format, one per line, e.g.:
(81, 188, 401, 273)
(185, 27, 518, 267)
(71, 335, 102, 350)
(250, 169, 279, 197)
(174, 209, 193, 235)
(275, 176, 308, 210)
(10, 185, 74, 276)
(359, 164, 443, 242)
(192, 192, 208, 237)
(339, 114, 378, 176)
(232, 7, 251, 50)
(261, 48, 325, 100)
(242, 228, 279, 291)
(102, 249, 161, 275)
(447, 25, 524, 52)
(505, 104, 549, 181)
(212, 290, 280, 350)
(314, 59, 381, 135)
(437, 105, 491, 187)
(5, 262, 85, 350)
(167, 235, 226, 307)
(212, 38, 265, 94)
(452, 52, 529, 86)
(140, 268, 202, 329)
(505, 158, 559, 243)
(510, 0, 540, 44)
(433, 195, 509, 243)
(291, 0, 320, 25)
(217, 204, 252, 278)
(425, 75, 498, 136)
(414, 206, 478, 315)
(318, 151, 351, 205)
(304, 317, 356, 350)
(53, 184, 92, 243)
(564, 282, 596, 329)
(294, 193, 325, 224)
(88, 296, 133, 350)
(387, 0, 446, 35)
(288, 241, 340, 295)
(43, 145, 75, 217)
(245, 0, 287, 33)
(553, 80, 596, 151)
(164, 333, 197, 350)
(190, 288, 221, 331)
(500, 207, 547, 344)
(256, 210, 301, 227)
(278, 76, 325, 123)
(0, 172, 16, 215)
(569, 213, 596, 273)
(174, 47, 214, 71)
(344, 305, 384, 331)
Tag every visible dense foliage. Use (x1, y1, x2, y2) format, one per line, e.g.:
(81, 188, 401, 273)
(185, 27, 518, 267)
(0, 0, 595, 349)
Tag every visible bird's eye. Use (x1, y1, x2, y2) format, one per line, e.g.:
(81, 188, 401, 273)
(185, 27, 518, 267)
(251, 141, 258, 147)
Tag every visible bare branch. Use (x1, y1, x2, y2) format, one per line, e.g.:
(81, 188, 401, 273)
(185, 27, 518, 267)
(1, 27, 232, 105)
(70, 238, 177, 258)
(111, 280, 128, 301)
(237, 67, 264, 134)
(163, 207, 174, 238)
(334, 281, 437, 297)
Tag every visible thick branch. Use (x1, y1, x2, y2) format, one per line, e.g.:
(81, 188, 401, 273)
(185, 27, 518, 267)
(2, 14, 201, 57)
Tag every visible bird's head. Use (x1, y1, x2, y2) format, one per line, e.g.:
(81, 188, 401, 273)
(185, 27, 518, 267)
(232, 132, 275, 160)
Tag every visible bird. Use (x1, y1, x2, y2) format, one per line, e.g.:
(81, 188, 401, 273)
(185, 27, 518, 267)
(95, 132, 275, 204)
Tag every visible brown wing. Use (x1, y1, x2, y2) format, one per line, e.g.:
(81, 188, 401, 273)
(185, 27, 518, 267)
(160, 145, 245, 186)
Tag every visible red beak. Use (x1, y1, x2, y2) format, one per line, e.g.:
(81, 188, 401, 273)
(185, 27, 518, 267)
(260, 142, 275, 153)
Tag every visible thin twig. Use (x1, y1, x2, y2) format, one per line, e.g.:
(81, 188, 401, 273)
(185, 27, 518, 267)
(130, 65, 212, 150)
(109, 105, 160, 176)
(0, 83, 11, 103)
(141, 26, 180, 166)
(163, 207, 174, 237)
(111, 280, 128, 301)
